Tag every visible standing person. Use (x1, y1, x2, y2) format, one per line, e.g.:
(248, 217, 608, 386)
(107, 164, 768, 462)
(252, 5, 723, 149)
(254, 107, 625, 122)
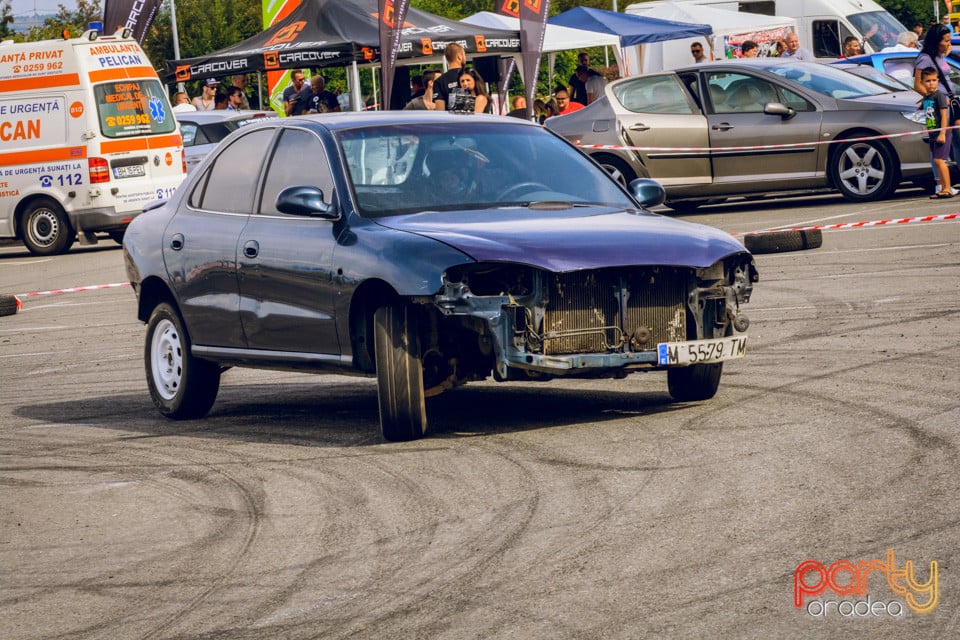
(740, 40, 759, 58)
(882, 31, 919, 52)
(172, 91, 196, 112)
(575, 65, 605, 105)
(568, 51, 602, 105)
(553, 87, 584, 116)
(404, 70, 438, 110)
(301, 74, 341, 113)
(919, 66, 954, 198)
(192, 78, 218, 110)
(506, 95, 528, 119)
(780, 32, 814, 60)
(456, 68, 491, 113)
(914, 23, 960, 191)
(282, 70, 307, 116)
(229, 74, 254, 110)
(434, 43, 466, 111)
(225, 86, 244, 111)
(690, 41, 707, 63)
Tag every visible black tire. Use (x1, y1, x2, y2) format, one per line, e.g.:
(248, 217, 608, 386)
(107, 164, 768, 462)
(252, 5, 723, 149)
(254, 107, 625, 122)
(21, 198, 75, 255)
(374, 304, 427, 441)
(108, 230, 125, 245)
(743, 229, 823, 254)
(668, 363, 723, 402)
(830, 139, 898, 202)
(0, 294, 19, 317)
(593, 153, 637, 186)
(144, 302, 220, 419)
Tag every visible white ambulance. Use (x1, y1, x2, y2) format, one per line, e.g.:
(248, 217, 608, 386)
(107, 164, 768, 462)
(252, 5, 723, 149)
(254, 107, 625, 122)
(0, 28, 185, 255)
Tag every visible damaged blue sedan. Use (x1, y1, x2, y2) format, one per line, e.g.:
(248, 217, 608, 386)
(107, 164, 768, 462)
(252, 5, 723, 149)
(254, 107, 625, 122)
(123, 112, 758, 441)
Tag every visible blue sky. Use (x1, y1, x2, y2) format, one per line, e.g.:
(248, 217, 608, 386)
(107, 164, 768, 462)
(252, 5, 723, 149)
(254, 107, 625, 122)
(10, 0, 75, 18)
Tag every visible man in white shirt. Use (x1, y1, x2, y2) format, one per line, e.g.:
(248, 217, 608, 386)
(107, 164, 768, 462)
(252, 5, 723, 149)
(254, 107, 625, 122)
(575, 66, 606, 105)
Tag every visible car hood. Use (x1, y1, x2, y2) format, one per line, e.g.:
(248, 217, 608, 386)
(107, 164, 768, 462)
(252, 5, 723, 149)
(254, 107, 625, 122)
(374, 207, 746, 272)
(845, 90, 921, 110)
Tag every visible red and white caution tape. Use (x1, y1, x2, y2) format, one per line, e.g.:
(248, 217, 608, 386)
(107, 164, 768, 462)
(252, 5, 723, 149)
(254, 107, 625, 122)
(738, 213, 960, 236)
(577, 125, 952, 153)
(17, 282, 130, 298)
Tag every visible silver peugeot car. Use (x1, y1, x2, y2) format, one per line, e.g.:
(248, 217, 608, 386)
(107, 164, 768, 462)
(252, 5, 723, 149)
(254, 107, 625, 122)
(546, 59, 929, 209)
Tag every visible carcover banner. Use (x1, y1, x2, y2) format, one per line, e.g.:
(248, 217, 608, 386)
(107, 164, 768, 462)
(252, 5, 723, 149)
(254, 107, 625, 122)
(518, 0, 550, 120)
(103, 0, 163, 44)
(378, 0, 411, 111)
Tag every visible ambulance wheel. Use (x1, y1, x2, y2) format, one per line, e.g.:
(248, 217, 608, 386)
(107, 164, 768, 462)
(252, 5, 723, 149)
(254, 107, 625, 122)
(22, 198, 74, 256)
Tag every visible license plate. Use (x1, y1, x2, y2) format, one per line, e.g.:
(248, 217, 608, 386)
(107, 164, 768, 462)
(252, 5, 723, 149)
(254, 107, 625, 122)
(657, 336, 747, 366)
(114, 165, 145, 178)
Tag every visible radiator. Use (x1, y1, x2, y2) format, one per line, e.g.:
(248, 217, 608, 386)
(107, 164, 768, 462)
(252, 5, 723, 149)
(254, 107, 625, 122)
(542, 269, 687, 355)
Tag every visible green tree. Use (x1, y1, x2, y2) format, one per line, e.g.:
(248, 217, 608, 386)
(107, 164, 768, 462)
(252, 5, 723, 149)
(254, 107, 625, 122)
(0, 1, 14, 40)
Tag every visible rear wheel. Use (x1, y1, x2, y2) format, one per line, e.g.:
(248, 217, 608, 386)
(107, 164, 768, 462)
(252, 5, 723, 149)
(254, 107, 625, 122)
(21, 198, 74, 255)
(108, 230, 125, 245)
(593, 153, 637, 186)
(145, 303, 220, 419)
(830, 139, 897, 202)
(668, 363, 723, 402)
(374, 304, 427, 441)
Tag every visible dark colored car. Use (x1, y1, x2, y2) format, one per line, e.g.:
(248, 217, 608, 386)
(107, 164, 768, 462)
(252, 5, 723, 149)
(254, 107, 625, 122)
(123, 112, 757, 441)
(546, 59, 929, 209)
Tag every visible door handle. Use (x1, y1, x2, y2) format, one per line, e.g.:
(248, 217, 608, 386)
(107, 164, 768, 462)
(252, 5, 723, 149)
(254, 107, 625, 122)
(169, 233, 184, 251)
(243, 240, 259, 259)
(628, 123, 651, 132)
(712, 123, 734, 131)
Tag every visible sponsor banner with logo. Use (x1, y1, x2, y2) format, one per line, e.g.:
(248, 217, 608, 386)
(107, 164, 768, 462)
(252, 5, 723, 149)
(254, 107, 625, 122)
(103, 0, 164, 44)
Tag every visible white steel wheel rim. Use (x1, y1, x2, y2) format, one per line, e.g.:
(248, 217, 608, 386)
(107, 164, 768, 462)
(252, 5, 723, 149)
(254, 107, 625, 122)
(151, 318, 183, 401)
(29, 209, 60, 247)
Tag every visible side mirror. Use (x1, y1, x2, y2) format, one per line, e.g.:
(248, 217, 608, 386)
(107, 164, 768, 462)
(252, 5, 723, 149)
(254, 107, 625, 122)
(628, 178, 665, 208)
(764, 102, 796, 120)
(275, 185, 339, 219)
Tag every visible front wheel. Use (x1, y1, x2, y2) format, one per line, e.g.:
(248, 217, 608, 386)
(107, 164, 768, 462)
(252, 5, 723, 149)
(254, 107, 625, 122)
(667, 363, 723, 402)
(145, 303, 220, 419)
(21, 198, 74, 255)
(374, 304, 427, 441)
(830, 139, 897, 202)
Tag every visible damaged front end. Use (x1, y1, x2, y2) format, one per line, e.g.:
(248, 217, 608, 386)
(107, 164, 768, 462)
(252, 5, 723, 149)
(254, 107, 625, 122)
(424, 255, 758, 387)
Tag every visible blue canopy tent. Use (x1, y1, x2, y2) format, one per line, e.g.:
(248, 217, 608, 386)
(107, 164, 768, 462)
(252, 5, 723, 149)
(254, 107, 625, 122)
(548, 6, 712, 47)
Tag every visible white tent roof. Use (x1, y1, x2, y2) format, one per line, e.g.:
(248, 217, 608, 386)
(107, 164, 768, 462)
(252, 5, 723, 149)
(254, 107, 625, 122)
(628, 2, 796, 36)
(462, 11, 621, 52)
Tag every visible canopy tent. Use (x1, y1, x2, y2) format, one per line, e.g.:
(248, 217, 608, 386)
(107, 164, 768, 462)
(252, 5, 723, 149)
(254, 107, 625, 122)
(462, 11, 621, 54)
(165, 0, 520, 108)
(626, 2, 797, 72)
(548, 6, 711, 48)
(463, 10, 628, 83)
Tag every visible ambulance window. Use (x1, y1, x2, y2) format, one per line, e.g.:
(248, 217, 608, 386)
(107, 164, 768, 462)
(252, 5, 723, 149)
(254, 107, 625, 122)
(94, 79, 177, 138)
(196, 128, 273, 214)
(259, 128, 334, 216)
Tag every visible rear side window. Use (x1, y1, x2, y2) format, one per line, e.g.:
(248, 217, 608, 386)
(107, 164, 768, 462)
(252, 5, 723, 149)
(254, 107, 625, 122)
(194, 128, 274, 214)
(94, 78, 177, 138)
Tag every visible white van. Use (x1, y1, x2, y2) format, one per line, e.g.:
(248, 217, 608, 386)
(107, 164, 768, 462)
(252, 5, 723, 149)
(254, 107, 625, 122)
(0, 28, 185, 255)
(627, 0, 909, 61)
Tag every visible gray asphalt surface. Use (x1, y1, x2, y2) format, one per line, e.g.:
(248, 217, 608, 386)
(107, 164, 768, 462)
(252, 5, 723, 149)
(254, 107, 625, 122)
(1, 190, 958, 639)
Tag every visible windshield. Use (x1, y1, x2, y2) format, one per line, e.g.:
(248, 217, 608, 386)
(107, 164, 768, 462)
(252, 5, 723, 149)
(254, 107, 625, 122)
(848, 11, 907, 52)
(94, 78, 177, 138)
(335, 122, 636, 217)
(760, 61, 889, 99)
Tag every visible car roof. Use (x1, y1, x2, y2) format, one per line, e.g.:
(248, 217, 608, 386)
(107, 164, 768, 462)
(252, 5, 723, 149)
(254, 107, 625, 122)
(174, 110, 275, 124)
(281, 110, 542, 132)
